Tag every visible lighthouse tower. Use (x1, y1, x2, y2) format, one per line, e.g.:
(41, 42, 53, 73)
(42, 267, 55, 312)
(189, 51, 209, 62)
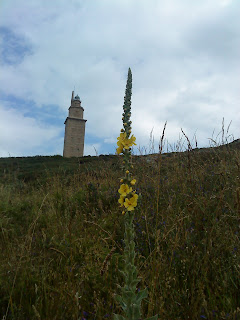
(63, 91, 87, 157)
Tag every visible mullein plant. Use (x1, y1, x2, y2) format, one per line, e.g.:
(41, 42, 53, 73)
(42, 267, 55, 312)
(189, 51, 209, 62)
(114, 68, 158, 320)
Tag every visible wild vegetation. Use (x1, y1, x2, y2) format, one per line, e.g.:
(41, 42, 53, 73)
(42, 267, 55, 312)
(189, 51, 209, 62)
(0, 133, 239, 320)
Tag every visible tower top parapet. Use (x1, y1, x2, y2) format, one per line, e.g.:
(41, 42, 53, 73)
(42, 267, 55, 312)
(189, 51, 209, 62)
(74, 94, 80, 101)
(70, 90, 82, 108)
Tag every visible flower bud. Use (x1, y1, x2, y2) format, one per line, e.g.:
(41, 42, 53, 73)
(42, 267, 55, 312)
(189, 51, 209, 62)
(130, 179, 136, 185)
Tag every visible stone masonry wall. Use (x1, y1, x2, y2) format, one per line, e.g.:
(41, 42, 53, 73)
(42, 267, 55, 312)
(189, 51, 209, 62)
(69, 106, 83, 119)
(63, 118, 86, 157)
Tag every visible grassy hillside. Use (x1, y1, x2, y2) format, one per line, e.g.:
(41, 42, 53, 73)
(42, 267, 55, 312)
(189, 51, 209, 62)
(0, 155, 107, 184)
(0, 139, 239, 319)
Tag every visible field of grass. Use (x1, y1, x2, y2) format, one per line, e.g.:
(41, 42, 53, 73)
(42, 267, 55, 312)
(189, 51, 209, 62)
(0, 137, 239, 319)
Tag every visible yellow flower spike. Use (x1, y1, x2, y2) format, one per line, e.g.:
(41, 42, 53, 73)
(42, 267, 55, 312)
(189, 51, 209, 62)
(130, 179, 136, 185)
(115, 69, 154, 319)
(118, 184, 133, 196)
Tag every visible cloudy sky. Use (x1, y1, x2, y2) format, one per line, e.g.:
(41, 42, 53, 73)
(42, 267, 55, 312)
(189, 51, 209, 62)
(0, 0, 239, 157)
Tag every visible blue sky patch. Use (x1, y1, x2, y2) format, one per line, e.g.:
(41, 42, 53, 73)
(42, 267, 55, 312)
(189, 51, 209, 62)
(0, 92, 64, 126)
(0, 27, 33, 66)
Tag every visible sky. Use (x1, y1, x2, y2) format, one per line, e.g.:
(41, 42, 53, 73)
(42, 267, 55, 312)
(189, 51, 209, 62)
(0, 0, 239, 157)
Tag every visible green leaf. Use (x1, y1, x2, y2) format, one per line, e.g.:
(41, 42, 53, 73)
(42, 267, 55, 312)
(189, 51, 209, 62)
(115, 294, 123, 303)
(119, 269, 127, 279)
(129, 278, 140, 289)
(132, 303, 141, 319)
(136, 288, 148, 303)
(122, 289, 135, 301)
(114, 294, 127, 308)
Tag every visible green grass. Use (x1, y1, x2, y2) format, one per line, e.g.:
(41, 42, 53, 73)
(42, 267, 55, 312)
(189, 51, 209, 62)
(0, 137, 239, 320)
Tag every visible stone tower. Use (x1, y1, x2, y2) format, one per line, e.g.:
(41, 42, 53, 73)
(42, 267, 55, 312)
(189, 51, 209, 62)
(63, 91, 87, 157)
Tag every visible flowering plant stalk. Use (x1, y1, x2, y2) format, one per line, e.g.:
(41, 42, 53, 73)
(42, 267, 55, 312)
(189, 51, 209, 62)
(114, 68, 158, 320)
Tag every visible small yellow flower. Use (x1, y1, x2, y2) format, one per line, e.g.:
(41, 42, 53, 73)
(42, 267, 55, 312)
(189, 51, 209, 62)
(118, 184, 133, 196)
(124, 194, 138, 211)
(116, 145, 123, 154)
(122, 211, 125, 215)
(117, 141, 122, 147)
(117, 132, 127, 143)
(121, 135, 137, 149)
(129, 135, 137, 145)
(118, 195, 125, 207)
(117, 132, 130, 154)
(120, 179, 123, 183)
(126, 170, 129, 174)
(130, 179, 136, 185)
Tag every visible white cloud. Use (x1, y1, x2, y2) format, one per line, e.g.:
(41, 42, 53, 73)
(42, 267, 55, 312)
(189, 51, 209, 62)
(0, 105, 62, 157)
(84, 143, 101, 156)
(219, 0, 233, 7)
